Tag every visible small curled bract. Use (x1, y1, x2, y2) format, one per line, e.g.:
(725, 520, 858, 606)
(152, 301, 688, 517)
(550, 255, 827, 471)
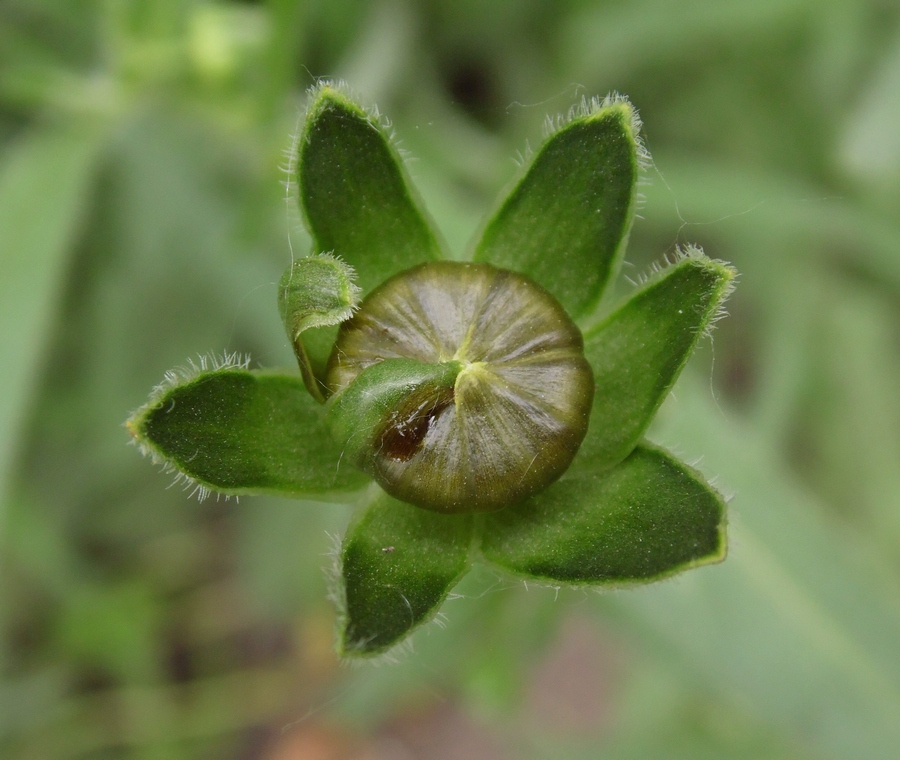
(327, 261, 595, 513)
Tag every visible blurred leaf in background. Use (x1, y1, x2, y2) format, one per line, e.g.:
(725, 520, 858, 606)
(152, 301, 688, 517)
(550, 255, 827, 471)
(2, 1, 900, 759)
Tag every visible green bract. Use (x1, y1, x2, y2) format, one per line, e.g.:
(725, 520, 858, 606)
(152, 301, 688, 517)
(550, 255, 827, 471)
(128, 83, 737, 658)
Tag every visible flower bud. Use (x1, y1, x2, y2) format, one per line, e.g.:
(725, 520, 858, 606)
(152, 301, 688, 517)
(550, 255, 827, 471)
(326, 261, 594, 513)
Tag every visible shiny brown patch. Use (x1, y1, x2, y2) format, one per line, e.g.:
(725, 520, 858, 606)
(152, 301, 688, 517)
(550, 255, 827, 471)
(379, 386, 455, 462)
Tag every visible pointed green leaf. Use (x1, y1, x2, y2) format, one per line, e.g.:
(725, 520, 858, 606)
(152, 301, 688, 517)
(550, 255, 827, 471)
(339, 490, 473, 656)
(278, 253, 361, 402)
(127, 362, 368, 498)
(578, 250, 736, 471)
(296, 83, 443, 295)
(473, 98, 641, 319)
(481, 443, 726, 584)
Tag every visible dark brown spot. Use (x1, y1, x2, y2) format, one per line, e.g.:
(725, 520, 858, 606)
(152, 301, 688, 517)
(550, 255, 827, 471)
(379, 386, 455, 462)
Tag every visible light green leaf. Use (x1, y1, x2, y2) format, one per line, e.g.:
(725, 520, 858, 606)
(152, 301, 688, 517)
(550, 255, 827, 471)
(579, 250, 736, 471)
(559, 0, 808, 85)
(0, 123, 103, 517)
(637, 155, 900, 289)
(480, 443, 726, 584)
(339, 489, 473, 656)
(127, 363, 368, 498)
(616, 378, 900, 760)
(295, 83, 443, 295)
(473, 97, 641, 319)
(838, 32, 900, 182)
(278, 253, 361, 402)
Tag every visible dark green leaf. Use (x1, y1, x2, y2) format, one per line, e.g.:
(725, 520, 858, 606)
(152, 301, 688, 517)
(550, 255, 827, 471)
(578, 250, 736, 471)
(128, 364, 368, 498)
(481, 443, 726, 584)
(339, 490, 473, 656)
(296, 83, 443, 295)
(473, 98, 641, 320)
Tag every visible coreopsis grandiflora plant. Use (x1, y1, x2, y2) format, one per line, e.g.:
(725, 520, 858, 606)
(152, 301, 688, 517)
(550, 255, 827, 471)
(128, 83, 736, 657)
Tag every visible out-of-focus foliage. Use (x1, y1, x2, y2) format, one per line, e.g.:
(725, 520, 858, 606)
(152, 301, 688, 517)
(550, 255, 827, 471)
(2, 0, 900, 758)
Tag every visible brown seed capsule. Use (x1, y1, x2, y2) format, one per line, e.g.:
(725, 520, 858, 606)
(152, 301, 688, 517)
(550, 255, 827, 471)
(327, 261, 594, 513)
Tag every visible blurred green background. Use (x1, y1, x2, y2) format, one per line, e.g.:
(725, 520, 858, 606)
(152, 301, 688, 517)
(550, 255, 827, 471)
(3, 0, 900, 758)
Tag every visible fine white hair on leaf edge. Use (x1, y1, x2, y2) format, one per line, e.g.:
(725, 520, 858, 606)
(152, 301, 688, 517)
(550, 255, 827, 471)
(145, 351, 251, 405)
(541, 92, 651, 172)
(322, 525, 412, 668)
(125, 351, 252, 503)
(627, 244, 737, 341)
(282, 79, 422, 268)
(322, 512, 465, 666)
